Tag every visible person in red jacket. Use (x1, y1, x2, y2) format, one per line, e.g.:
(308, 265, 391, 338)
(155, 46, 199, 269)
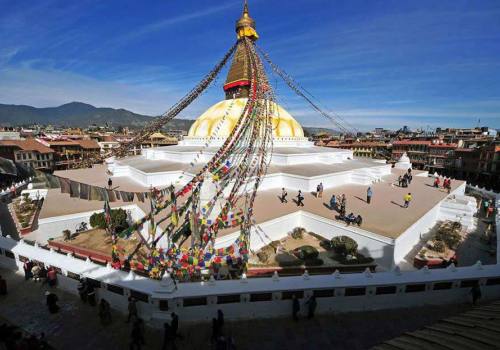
(47, 267, 57, 287)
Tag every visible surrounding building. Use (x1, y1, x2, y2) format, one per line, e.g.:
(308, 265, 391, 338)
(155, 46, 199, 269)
(38, 139, 100, 170)
(0, 139, 54, 170)
(392, 140, 431, 169)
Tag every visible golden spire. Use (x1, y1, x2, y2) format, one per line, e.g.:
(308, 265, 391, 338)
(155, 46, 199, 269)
(236, 0, 258, 40)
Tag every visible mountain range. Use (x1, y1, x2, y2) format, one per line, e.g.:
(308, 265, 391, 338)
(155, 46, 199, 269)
(0, 102, 194, 130)
(0, 101, 337, 134)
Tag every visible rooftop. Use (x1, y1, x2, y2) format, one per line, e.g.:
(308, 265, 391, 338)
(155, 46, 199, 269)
(39, 167, 464, 240)
(0, 139, 54, 154)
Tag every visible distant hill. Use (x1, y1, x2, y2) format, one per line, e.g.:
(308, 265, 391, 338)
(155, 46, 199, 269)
(303, 127, 339, 137)
(0, 102, 194, 130)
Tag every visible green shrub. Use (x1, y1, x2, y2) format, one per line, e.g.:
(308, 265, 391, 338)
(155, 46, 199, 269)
(90, 208, 129, 231)
(292, 245, 319, 260)
(433, 240, 446, 253)
(291, 227, 306, 239)
(331, 236, 358, 256)
(275, 252, 302, 267)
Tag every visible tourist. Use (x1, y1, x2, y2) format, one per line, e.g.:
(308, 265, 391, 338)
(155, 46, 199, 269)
(471, 283, 482, 305)
(433, 177, 440, 188)
(305, 295, 317, 319)
(366, 186, 373, 204)
(397, 175, 402, 187)
(296, 190, 304, 207)
(129, 319, 144, 350)
(77, 278, 88, 302)
(39, 265, 48, 284)
(355, 214, 363, 226)
(292, 294, 300, 321)
(408, 172, 413, 184)
(23, 260, 33, 280)
(127, 297, 138, 323)
(45, 291, 59, 314)
(483, 198, 490, 215)
(108, 178, 113, 189)
(403, 193, 412, 208)
(329, 194, 337, 210)
(162, 322, 175, 350)
(217, 309, 224, 330)
(280, 188, 288, 203)
(171, 312, 181, 339)
(87, 284, 96, 306)
(340, 195, 346, 217)
(487, 204, 494, 218)
(211, 318, 220, 343)
(0, 275, 6, 296)
(98, 299, 112, 325)
(47, 267, 57, 287)
(317, 182, 323, 198)
(31, 264, 41, 282)
(345, 213, 356, 226)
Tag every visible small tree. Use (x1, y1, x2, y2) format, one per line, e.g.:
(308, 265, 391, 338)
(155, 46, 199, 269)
(89, 208, 129, 232)
(331, 236, 358, 257)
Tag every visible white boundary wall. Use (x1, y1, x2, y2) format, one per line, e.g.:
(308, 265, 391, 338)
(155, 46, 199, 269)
(0, 234, 499, 325)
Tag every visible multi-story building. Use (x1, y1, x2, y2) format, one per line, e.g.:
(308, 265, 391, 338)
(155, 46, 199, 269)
(426, 143, 457, 174)
(0, 139, 54, 170)
(333, 142, 391, 159)
(38, 139, 100, 170)
(392, 140, 432, 169)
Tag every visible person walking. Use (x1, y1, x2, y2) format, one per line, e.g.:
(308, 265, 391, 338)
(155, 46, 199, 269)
(45, 291, 59, 314)
(471, 283, 482, 305)
(280, 188, 288, 203)
(127, 297, 138, 323)
(366, 187, 373, 204)
(99, 299, 112, 325)
(217, 309, 224, 331)
(403, 193, 412, 208)
(305, 295, 317, 319)
(162, 322, 176, 350)
(397, 175, 402, 187)
(129, 320, 143, 350)
(47, 267, 57, 287)
(329, 194, 337, 210)
(317, 182, 324, 198)
(108, 178, 113, 189)
(296, 190, 304, 207)
(171, 312, 182, 339)
(211, 318, 220, 343)
(0, 275, 7, 296)
(77, 278, 88, 302)
(292, 294, 300, 321)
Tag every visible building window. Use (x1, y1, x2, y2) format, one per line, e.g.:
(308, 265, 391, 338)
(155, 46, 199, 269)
(22, 153, 26, 160)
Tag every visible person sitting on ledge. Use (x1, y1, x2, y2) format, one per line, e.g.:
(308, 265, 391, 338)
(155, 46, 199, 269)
(345, 213, 357, 226)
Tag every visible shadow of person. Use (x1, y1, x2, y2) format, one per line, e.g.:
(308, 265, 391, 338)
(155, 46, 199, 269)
(292, 198, 298, 205)
(323, 202, 334, 210)
(354, 196, 366, 203)
(277, 195, 287, 203)
(390, 200, 404, 208)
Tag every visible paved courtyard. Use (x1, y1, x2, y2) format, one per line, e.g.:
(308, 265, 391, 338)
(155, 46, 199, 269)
(0, 267, 474, 350)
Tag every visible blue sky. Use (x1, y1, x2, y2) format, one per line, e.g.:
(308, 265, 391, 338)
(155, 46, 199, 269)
(0, 0, 499, 130)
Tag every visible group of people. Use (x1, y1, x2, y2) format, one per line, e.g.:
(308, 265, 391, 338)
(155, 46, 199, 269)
(77, 278, 97, 306)
(482, 197, 496, 218)
(397, 169, 413, 188)
(0, 323, 49, 350)
(433, 176, 453, 193)
(23, 260, 58, 286)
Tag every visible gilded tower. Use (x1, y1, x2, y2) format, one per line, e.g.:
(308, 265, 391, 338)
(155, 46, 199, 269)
(223, 1, 259, 100)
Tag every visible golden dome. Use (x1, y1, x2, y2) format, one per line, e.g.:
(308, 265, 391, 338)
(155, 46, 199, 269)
(188, 98, 304, 138)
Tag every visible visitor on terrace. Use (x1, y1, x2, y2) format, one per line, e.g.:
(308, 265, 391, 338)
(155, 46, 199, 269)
(280, 188, 288, 203)
(329, 194, 336, 210)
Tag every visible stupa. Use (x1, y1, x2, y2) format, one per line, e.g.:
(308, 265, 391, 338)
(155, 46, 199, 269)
(108, 4, 390, 189)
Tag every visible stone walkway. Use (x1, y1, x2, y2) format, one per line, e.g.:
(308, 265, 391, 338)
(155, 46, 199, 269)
(0, 268, 475, 350)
